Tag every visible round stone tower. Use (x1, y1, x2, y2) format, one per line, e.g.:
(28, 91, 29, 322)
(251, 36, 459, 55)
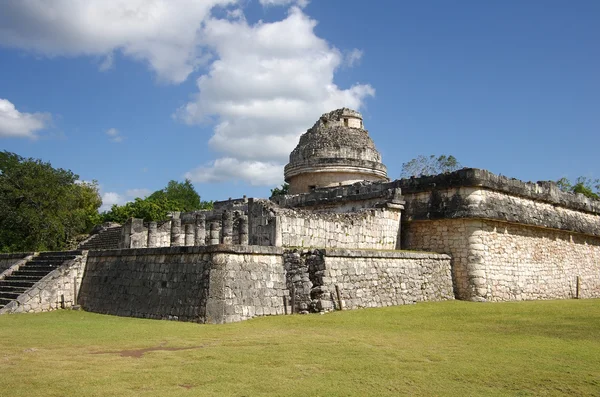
(284, 108, 388, 194)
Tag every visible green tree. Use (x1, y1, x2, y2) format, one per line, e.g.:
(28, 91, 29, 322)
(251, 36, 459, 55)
(147, 179, 210, 212)
(556, 176, 599, 199)
(0, 151, 102, 252)
(401, 154, 462, 178)
(101, 197, 182, 224)
(270, 183, 289, 197)
(101, 179, 213, 223)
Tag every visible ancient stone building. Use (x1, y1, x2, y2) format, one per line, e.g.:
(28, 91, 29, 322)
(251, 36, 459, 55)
(1, 108, 599, 323)
(284, 108, 388, 194)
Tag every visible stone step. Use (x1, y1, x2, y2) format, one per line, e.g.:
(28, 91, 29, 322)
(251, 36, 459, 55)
(0, 285, 29, 294)
(0, 291, 21, 300)
(0, 280, 36, 288)
(21, 265, 59, 272)
(38, 250, 82, 256)
(11, 269, 50, 278)
(34, 256, 76, 262)
(27, 258, 72, 265)
(2, 275, 43, 282)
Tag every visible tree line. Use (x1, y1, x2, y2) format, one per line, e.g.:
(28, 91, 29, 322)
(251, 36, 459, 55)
(0, 151, 212, 252)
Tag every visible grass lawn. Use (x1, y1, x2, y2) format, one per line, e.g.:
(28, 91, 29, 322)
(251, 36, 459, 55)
(0, 300, 598, 397)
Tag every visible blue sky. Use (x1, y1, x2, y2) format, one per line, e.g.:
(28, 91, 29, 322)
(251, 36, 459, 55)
(0, 0, 598, 210)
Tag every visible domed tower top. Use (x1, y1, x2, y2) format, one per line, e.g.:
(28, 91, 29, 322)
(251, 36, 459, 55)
(284, 108, 388, 194)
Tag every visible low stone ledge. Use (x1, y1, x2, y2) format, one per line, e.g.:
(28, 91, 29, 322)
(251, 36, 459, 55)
(87, 244, 284, 257)
(287, 247, 450, 260)
(398, 168, 600, 215)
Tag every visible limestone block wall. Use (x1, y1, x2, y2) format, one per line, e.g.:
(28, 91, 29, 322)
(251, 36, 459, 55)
(210, 249, 288, 323)
(284, 249, 453, 313)
(249, 199, 401, 249)
(278, 209, 401, 249)
(78, 246, 286, 324)
(403, 219, 600, 302)
(403, 219, 474, 300)
(0, 252, 88, 314)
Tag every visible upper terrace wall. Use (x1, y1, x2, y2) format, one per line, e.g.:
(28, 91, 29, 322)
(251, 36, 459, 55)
(398, 168, 600, 237)
(248, 199, 402, 249)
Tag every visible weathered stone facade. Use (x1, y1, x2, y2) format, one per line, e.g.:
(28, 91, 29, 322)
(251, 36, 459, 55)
(404, 219, 600, 302)
(284, 249, 453, 313)
(3, 108, 600, 323)
(284, 108, 388, 194)
(78, 246, 288, 323)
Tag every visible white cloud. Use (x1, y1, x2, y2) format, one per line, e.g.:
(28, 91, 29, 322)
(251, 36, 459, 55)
(0, 0, 237, 83)
(99, 187, 151, 212)
(185, 158, 283, 186)
(100, 192, 124, 212)
(259, 0, 309, 8)
(0, 98, 51, 139)
(0, 2, 373, 186)
(105, 127, 123, 143)
(177, 7, 374, 185)
(345, 48, 363, 67)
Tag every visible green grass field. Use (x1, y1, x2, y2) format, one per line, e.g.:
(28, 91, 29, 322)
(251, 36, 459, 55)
(0, 300, 598, 397)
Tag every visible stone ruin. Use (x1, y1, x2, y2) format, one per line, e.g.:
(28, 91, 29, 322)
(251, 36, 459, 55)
(1, 108, 599, 322)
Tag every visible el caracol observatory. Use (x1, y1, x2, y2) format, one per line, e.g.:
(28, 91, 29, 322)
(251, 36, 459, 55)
(284, 108, 389, 194)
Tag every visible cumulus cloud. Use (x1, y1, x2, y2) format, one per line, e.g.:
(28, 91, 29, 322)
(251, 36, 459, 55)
(178, 7, 374, 185)
(105, 127, 123, 143)
(0, 2, 373, 186)
(99, 187, 151, 212)
(0, 0, 237, 83)
(185, 158, 284, 186)
(100, 192, 124, 212)
(259, 0, 309, 8)
(0, 98, 51, 139)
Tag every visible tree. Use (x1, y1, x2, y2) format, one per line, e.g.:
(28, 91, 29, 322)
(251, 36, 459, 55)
(0, 151, 102, 252)
(101, 179, 213, 223)
(556, 176, 599, 199)
(401, 154, 462, 178)
(270, 183, 289, 198)
(147, 179, 210, 212)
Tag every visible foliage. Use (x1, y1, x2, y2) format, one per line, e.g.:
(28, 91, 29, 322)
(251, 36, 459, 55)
(0, 300, 599, 396)
(101, 179, 213, 223)
(147, 179, 212, 212)
(270, 182, 290, 197)
(556, 176, 599, 199)
(401, 154, 462, 178)
(0, 151, 101, 252)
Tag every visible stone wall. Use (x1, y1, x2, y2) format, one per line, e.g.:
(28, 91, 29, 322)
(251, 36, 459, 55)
(404, 219, 600, 302)
(248, 199, 402, 249)
(78, 246, 286, 324)
(0, 252, 87, 314)
(284, 248, 453, 313)
(0, 252, 33, 274)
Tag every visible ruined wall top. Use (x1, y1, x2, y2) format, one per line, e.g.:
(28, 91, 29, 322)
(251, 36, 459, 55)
(284, 108, 388, 193)
(287, 108, 383, 165)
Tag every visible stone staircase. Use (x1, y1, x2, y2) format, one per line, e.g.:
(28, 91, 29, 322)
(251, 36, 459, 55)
(0, 251, 81, 310)
(78, 226, 122, 250)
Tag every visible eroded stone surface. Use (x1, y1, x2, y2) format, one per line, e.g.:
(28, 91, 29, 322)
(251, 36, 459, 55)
(284, 108, 388, 194)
